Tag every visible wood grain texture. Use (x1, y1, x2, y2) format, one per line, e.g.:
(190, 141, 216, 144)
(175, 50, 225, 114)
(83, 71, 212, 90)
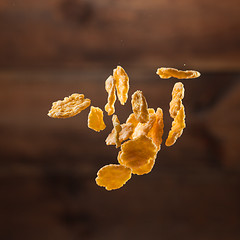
(0, 0, 239, 70)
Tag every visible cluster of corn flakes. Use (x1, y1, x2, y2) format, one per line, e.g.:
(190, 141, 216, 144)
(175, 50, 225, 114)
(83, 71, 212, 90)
(48, 66, 200, 191)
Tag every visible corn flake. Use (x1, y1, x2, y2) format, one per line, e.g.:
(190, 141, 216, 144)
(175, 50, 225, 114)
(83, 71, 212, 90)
(131, 90, 149, 123)
(96, 164, 132, 191)
(165, 105, 186, 146)
(169, 82, 185, 118)
(118, 135, 157, 175)
(105, 75, 116, 115)
(88, 106, 106, 132)
(113, 66, 129, 105)
(156, 67, 200, 79)
(111, 115, 122, 148)
(48, 93, 91, 118)
(148, 108, 164, 151)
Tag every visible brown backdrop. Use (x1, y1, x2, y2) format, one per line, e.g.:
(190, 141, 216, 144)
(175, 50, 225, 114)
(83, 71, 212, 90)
(0, 1, 240, 240)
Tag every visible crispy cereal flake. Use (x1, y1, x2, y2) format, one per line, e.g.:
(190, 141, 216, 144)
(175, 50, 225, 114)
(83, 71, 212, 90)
(118, 135, 157, 175)
(105, 75, 116, 115)
(111, 115, 122, 148)
(156, 67, 200, 79)
(113, 66, 129, 105)
(88, 106, 106, 132)
(131, 90, 149, 123)
(169, 82, 185, 118)
(165, 105, 186, 146)
(48, 93, 91, 118)
(147, 108, 164, 151)
(96, 164, 132, 191)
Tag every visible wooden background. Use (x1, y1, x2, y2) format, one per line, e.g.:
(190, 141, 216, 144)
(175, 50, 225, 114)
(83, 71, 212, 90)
(0, 0, 240, 70)
(0, 1, 240, 240)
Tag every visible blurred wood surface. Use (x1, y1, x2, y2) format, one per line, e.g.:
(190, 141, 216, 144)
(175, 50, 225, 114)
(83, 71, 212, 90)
(0, 0, 239, 70)
(0, 0, 240, 239)
(0, 70, 240, 240)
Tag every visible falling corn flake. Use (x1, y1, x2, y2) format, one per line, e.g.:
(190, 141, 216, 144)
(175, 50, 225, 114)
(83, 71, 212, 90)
(48, 93, 91, 118)
(118, 135, 158, 175)
(110, 115, 122, 148)
(156, 67, 200, 79)
(169, 82, 185, 118)
(147, 108, 164, 151)
(165, 105, 186, 146)
(165, 81, 186, 147)
(105, 75, 117, 115)
(88, 106, 106, 132)
(131, 90, 149, 123)
(113, 66, 129, 105)
(96, 164, 132, 191)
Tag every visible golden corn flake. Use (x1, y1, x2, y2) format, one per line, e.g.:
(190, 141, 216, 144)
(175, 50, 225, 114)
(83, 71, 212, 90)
(88, 106, 106, 132)
(165, 105, 186, 146)
(148, 108, 164, 151)
(113, 66, 129, 105)
(169, 82, 185, 118)
(106, 123, 133, 146)
(132, 112, 156, 139)
(96, 164, 132, 191)
(131, 90, 149, 123)
(48, 93, 91, 118)
(112, 115, 122, 148)
(105, 75, 116, 115)
(118, 135, 157, 175)
(156, 67, 200, 79)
